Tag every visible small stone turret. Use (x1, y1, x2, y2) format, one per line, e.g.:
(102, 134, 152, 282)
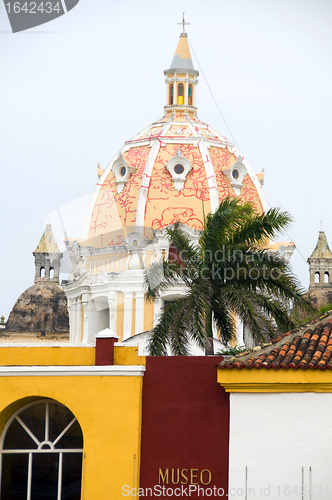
(307, 231, 332, 308)
(5, 225, 69, 336)
(33, 224, 62, 284)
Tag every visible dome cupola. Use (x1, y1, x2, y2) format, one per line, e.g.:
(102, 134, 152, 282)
(164, 25, 199, 118)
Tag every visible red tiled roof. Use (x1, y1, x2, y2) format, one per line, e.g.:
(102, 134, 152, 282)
(219, 318, 332, 370)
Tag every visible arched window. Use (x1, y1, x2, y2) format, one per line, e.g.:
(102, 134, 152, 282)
(178, 84, 184, 105)
(315, 272, 320, 283)
(169, 84, 173, 105)
(324, 272, 329, 283)
(40, 267, 45, 278)
(49, 268, 55, 279)
(0, 399, 83, 500)
(188, 84, 192, 105)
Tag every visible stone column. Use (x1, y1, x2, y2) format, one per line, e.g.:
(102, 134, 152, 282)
(135, 292, 145, 335)
(309, 269, 315, 285)
(81, 300, 89, 344)
(174, 76, 178, 105)
(108, 291, 117, 334)
(153, 298, 163, 328)
(68, 298, 76, 343)
(185, 75, 188, 105)
(123, 292, 133, 341)
(74, 297, 82, 343)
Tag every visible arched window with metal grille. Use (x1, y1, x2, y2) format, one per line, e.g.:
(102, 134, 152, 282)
(0, 399, 83, 500)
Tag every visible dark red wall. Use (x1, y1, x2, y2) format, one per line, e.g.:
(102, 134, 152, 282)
(140, 357, 229, 498)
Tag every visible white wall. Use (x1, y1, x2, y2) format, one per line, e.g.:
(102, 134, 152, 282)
(229, 393, 332, 500)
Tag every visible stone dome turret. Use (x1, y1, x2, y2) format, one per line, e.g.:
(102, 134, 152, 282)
(5, 224, 69, 337)
(6, 282, 69, 335)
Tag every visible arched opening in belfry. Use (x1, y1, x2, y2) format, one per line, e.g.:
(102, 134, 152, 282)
(40, 267, 45, 278)
(324, 272, 329, 283)
(50, 268, 54, 279)
(188, 84, 193, 105)
(178, 84, 184, 105)
(169, 84, 173, 105)
(315, 272, 320, 283)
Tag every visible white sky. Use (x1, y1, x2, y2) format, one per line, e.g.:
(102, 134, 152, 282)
(1, 0, 332, 319)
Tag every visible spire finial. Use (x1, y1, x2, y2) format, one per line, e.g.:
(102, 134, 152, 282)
(321, 219, 323, 231)
(178, 12, 190, 34)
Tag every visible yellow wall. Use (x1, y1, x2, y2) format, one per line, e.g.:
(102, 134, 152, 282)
(114, 345, 146, 366)
(0, 344, 144, 367)
(0, 346, 95, 366)
(0, 344, 146, 498)
(0, 374, 143, 499)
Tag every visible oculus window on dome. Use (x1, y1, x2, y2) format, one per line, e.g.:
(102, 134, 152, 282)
(0, 399, 83, 500)
(111, 152, 136, 194)
(223, 156, 248, 196)
(165, 149, 193, 191)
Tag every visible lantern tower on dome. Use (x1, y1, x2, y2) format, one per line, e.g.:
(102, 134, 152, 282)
(63, 29, 292, 352)
(164, 26, 199, 118)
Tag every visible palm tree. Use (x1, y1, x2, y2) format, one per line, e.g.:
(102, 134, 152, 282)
(145, 197, 311, 355)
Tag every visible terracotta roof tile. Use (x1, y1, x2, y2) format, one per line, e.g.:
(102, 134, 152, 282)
(219, 316, 332, 370)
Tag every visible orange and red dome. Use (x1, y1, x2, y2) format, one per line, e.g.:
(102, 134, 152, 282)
(84, 33, 268, 245)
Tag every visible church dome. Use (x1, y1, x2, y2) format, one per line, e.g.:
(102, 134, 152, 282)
(84, 32, 268, 245)
(6, 282, 69, 335)
(6, 224, 69, 337)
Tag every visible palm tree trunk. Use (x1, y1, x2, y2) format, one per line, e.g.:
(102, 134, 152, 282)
(205, 309, 214, 356)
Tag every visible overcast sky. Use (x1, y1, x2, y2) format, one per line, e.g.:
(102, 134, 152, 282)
(1, 0, 332, 319)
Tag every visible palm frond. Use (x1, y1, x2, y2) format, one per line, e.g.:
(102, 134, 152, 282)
(147, 196, 308, 354)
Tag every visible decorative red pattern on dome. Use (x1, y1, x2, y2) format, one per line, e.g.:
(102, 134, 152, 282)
(145, 143, 210, 230)
(208, 146, 233, 170)
(115, 147, 150, 225)
(240, 175, 263, 214)
(89, 181, 117, 238)
(89, 147, 150, 240)
(152, 207, 203, 230)
(208, 147, 234, 202)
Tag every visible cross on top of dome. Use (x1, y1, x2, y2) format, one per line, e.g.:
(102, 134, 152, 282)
(178, 12, 190, 35)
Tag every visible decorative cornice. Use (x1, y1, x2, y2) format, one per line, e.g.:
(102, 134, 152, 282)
(217, 365, 332, 393)
(0, 365, 145, 377)
(223, 383, 332, 393)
